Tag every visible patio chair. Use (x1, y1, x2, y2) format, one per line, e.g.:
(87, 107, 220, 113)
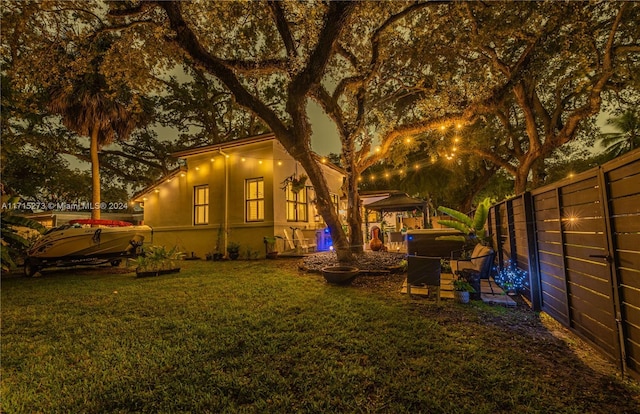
(407, 255, 442, 304)
(388, 231, 404, 252)
(294, 228, 317, 253)
(282, 228, 296, 252)
(450, 244, 495, 297)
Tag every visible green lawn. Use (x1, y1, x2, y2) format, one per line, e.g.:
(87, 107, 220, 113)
(2, 260, 638, 413)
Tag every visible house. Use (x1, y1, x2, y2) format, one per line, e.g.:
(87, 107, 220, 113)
(132, 133, 345, 258)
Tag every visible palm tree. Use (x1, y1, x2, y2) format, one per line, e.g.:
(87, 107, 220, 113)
(48, 38, 148, 220)
(600, 109, 640, 158)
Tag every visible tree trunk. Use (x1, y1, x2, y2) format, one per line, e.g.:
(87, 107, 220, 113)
(458, 167, 497, 212)
(291, 148, 353, 263)
(346, 169, 364, 253)
(90, 125, 101, 221)
(342, 140, 364, 253)
(514, 168, 529, 195)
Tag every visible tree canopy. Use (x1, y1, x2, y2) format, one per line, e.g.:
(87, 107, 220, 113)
(2, 1, 639, 260)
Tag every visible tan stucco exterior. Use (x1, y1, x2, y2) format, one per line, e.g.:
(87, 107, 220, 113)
(134, 134, 344, 258)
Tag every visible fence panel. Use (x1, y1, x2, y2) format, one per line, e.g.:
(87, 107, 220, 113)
(532, 188, 570, 325)
(602, 151, 640, 377)
(485, 149, 640, 378)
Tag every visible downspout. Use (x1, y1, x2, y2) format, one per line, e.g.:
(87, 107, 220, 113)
(218, 149, 230, 255)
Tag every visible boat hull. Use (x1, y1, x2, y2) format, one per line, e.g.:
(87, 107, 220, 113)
(25, 225, 152, 275)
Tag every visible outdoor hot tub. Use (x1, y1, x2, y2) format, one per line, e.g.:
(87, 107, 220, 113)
(406, 229, 465, 258)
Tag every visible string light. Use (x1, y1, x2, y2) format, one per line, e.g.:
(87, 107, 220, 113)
(494, 260, 529, 294)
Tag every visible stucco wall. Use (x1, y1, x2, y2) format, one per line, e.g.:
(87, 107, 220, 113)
(141, 138, 344, 258)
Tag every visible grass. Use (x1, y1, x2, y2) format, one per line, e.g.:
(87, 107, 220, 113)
(2, 260, 639, 413)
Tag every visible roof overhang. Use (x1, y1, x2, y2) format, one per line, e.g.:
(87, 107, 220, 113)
(365, 193, 427, 213)
(131, 166, 187, 202)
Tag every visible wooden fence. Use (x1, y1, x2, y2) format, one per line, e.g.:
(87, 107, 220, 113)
(488, 148, 640, 380)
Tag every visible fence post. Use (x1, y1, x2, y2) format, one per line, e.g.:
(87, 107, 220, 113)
(506, 198, 517, 265)
(494, 203, 504, 271)
(523, 192, 542, 311)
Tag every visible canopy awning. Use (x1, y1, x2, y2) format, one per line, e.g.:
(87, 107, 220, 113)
(365, 193, 427, 213)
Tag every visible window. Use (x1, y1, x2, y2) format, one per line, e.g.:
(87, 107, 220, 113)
(246, 178, 264, 222)
(286, 183, 308, 222)
(194, 185, 209, 225)
(331, 193, 340, 215)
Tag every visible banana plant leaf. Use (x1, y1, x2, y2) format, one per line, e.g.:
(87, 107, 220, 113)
(435, 235, 467, 243)
(471, 199, 491, 232)
(436, 219, 469, 234)
(437, 206, 473, 227)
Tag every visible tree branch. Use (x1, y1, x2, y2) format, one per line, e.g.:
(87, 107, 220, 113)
(267, 1, 297, 59)
(158, 1, 291, 141)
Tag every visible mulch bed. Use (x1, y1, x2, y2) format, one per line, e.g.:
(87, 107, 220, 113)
(300, 251, 406, 275)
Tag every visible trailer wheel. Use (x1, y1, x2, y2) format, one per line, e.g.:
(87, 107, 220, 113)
(24, 259, 40, 277)
(110, 259, 122, 267)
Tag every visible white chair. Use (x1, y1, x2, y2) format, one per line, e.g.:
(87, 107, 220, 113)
(282, 228, 296, 251)
(388, 231, 405, 252)
(294, 228, 317, 253)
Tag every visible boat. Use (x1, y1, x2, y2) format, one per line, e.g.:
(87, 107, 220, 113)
(24, 219, 152, 276)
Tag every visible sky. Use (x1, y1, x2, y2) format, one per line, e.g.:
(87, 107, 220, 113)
(308, 101, 341, 156)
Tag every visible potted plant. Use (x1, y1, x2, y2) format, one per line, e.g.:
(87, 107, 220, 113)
(263, 236, 282, 259)
(132, 245, 184, 277)
(226, 242, 240, 260)
(453, 277, 476, 304)
(281, 173, 308, 193)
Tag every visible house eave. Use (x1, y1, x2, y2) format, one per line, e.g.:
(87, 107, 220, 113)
(171, 133, 276, 158)
(131, 166, 187, 202)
